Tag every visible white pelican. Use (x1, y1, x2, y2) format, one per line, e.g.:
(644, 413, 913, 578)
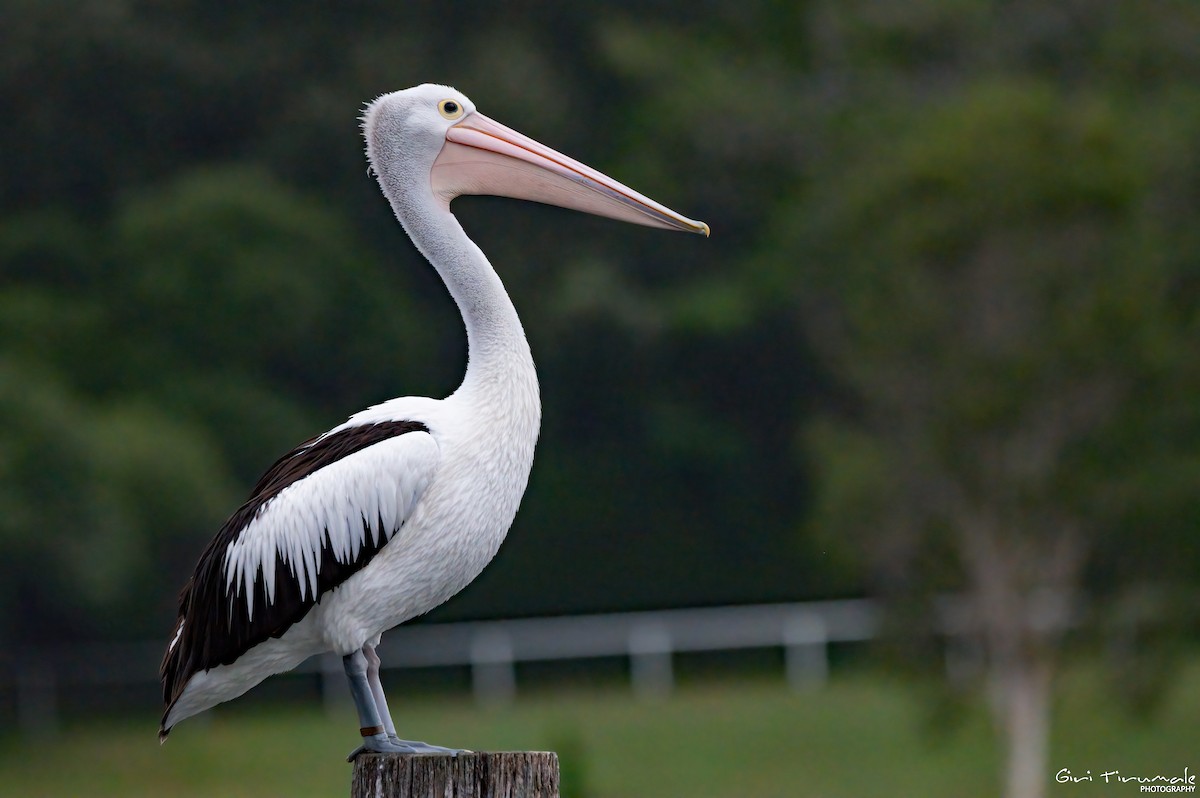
(159, 83, 707, 756)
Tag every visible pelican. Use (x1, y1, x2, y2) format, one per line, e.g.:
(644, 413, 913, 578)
(159, 84, 707, 755)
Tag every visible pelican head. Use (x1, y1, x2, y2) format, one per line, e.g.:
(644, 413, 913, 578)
(364, 83, 709, 236)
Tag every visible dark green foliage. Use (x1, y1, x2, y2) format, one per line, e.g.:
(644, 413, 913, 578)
(0, 1, 1196, 682)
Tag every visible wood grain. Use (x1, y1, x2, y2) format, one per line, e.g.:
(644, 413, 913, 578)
(350, 751, 559, 798)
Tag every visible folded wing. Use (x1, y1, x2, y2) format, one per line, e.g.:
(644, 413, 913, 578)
(160, 420, 437, 728)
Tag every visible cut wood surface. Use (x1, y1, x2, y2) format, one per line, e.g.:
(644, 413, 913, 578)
(350, 751, 559, 798)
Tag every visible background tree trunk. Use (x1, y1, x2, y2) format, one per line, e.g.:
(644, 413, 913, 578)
(993, 657, 1051, 798)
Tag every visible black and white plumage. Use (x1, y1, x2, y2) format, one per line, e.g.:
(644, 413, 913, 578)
(162, 420, 427, 710)
(159, 84, 707, 753)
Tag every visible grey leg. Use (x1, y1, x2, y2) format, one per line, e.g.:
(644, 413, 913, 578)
(344, 647, 466, 761)
(364, 642, 398, 739)
(343, 650, 419, 759)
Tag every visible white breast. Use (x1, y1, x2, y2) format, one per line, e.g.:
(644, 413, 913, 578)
(304, 378, 540, 653)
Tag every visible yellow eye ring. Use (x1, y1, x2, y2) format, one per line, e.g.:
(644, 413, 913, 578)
(438, 99, 464, 120)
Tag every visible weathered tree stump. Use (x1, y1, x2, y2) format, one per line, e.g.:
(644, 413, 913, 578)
(350, 752, 559, 798)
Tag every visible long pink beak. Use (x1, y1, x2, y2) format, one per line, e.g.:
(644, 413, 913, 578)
(431, 112, 709, 236)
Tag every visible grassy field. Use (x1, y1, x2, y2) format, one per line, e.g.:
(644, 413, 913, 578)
(0, 662, 1195, 797)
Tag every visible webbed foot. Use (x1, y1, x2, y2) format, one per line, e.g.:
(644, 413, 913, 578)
(346, 733, 469, 762)
(389, 735, 468, 755)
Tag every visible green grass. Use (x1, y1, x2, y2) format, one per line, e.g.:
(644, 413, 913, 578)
(0, 662, 1196, 797)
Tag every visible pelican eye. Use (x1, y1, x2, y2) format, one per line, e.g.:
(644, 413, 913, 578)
(438, 99, 464, 120)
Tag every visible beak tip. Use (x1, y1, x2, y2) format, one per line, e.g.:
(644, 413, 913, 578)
(696, 221, 710, 238)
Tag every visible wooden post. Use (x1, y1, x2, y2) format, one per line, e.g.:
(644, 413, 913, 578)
(350, 752, 559, 798)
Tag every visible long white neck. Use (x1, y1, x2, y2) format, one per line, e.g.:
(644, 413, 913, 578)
(372, 160, 538, 426)
(411, 203, 536, 404)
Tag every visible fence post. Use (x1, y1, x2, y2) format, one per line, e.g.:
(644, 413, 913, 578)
(784, 612, 828, 690)
(944, 633, 984, 687)
(320, 652, 351, 714)
(351, 751, 559, 798)
(15, 655, 59, 737)
(470, 628, 516, 704)
(628, 622, 673, 698)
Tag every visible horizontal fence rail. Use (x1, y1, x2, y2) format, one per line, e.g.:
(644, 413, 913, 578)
(317, 600, 880, 706)
(0, 595, 1078, 735)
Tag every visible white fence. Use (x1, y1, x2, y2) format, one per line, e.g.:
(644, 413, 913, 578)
(1, 599, 886, 734)
(9, 593, 1082, 735)
(316, 599, 880, 706)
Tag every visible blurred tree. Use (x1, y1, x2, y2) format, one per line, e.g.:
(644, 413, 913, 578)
(790, 80, 1199, 798)
(596, 3, 1200, 797)
(0, 166, 450, 641)
(0, 356, 234, 642)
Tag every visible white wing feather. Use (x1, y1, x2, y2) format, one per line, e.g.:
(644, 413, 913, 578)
(223, 430, 439, 614)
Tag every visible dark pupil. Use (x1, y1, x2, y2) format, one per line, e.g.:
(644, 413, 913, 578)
(444, 101, 458, 114)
